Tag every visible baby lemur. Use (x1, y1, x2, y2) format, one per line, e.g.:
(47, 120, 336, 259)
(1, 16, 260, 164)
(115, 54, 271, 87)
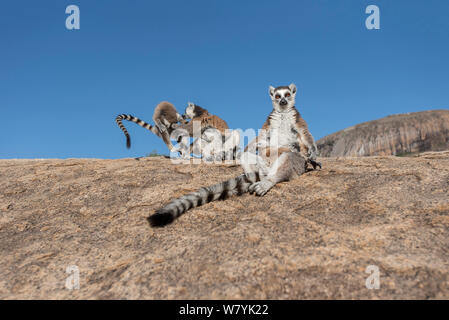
(148, 83, 320, 227)
(174, 102, 240, 160)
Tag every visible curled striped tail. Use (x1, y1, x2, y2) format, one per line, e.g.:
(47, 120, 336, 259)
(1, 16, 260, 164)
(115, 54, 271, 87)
(148, 174, 252, 227)
(115, 114, 154, 149)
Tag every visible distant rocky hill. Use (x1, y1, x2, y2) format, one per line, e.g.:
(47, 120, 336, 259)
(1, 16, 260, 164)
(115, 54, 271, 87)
(317, 110, 449, 157)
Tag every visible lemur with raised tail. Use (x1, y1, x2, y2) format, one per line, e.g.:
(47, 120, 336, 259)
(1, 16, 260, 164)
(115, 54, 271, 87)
(148, 83, 320, 227)
(116, 102, 238, 159)
(116, 101, 186, 152)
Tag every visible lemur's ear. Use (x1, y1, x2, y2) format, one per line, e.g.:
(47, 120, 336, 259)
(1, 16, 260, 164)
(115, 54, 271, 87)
(183, 102, 193, 118)
(289, 83, 297, 95)
(185, 102, 193, 113)
(269, 86, 275, 97)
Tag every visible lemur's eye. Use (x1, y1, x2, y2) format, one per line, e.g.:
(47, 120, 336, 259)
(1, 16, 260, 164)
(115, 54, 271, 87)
(285, 92, 291, 98)
(275, 94, 281, 99)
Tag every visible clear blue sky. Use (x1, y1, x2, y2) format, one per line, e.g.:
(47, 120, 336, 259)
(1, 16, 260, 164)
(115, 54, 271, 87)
(1, 0, 448, 159)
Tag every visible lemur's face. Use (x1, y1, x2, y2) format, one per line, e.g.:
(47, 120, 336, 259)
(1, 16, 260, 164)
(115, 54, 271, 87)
(183, 103, 196, 120)
(269, 83, 297, 112)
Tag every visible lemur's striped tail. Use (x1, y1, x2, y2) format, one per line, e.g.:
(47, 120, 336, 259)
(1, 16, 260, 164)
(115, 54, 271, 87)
(115, 114, 154, 149)
(148, 174, 253, 227)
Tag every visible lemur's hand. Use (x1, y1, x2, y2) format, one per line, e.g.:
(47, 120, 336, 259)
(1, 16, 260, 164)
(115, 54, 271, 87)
(156, 123, 167, 133)
(308, 159, 322, 170)
(307, 150, 321, 170)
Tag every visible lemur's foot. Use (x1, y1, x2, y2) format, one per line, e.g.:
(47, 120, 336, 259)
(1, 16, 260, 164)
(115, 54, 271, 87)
(249, 180, 273, 197)
(179, 152, 190, 160)
(308, 159, 322, 170)
(170, 147, 186, 159)
(214, 152, 225, 162)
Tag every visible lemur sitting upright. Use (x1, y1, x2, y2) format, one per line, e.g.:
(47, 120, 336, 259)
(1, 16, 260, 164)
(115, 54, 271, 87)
(245, 84, 321, 169)
(148, 83, 320, 227)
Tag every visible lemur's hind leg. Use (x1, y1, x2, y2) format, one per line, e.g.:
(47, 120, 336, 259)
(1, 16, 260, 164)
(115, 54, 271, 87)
(154, 120, 175, 152)
(162, 131, 176, 151)
(155, 118, 168, 134)
(249, 152, 307, 196)
(156, 117, 186, 153)
(241, 152, 269, 184)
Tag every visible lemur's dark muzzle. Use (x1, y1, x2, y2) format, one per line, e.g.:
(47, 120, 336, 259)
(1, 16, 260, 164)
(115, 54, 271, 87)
(280, 98, 288, 106)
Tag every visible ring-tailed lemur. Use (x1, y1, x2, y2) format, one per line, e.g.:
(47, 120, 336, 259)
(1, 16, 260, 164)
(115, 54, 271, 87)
(148, 83, 320, 227)
(115, 101, 187, 152)
(245, 84, 321, 169)
(174, 103, 240, 160)
(116, 101, 239, 159)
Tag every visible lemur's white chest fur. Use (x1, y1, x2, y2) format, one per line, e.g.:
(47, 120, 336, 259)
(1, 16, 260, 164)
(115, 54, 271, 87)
(266, 109, 298, 148)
